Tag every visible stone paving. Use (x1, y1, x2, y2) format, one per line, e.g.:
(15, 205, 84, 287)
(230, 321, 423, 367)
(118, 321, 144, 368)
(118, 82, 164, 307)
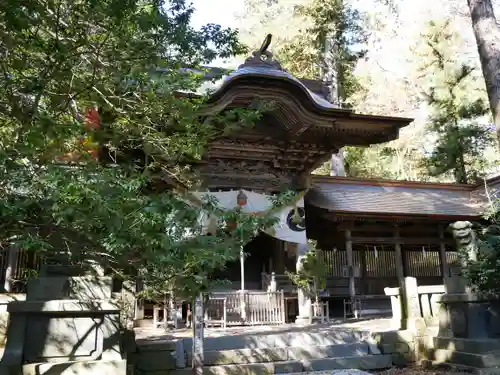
(135, 317, 395, 343)
(275, 370, 374, 375)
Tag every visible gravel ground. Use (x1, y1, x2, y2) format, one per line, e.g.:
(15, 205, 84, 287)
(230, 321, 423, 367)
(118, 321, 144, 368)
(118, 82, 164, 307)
(375, 366, 467, 375)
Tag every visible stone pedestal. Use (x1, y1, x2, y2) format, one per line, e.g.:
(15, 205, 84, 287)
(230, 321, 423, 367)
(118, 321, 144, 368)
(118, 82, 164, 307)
(0, 266, 126, 375)
(295, 243, 312, 325)
(436, 293, 500, 339)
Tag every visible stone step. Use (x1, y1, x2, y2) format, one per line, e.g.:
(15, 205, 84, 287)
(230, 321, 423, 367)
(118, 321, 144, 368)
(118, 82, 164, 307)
(182, 330, 370, 352)
(186, 343, 370, 365)
(421, 359, 500, 375)
(434, 337, 500, 354)
(434, 348, 500, 368)
(168, 355, 392, 375)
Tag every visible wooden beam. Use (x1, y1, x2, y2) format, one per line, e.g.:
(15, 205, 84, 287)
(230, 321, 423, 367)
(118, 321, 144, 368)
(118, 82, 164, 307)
(350, 236, 452, 245)
(336, 221, 355, 231)
(323, 211, 481, 222)
(348, 223, 440, 234)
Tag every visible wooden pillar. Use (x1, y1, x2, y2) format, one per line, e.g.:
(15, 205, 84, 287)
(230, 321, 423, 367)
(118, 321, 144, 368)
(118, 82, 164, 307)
(345, 229, 357, 316)
(360, 245, 367, 294)
(394, 225, 407, 329)
(276, 241, 286, 274)
(438, 224, 449, 280)
(135, 277, 145, 321)
(394, 225, 405, 287)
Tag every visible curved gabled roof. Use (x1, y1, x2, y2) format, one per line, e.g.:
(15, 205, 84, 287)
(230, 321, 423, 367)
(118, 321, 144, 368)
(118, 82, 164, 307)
(211, 63, 340, 112)
(200, 49, 413, 145)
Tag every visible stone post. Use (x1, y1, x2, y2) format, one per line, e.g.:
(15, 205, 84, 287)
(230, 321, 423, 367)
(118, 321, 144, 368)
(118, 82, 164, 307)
(402, 277, 425, 333)
(3, 248, 19, 293)
(269, 272, 277, 292)
(192, 294, 204, 375)
(295, 243, 312, 325)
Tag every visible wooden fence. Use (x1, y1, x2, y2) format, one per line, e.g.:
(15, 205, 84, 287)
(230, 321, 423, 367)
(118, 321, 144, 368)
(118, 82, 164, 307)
(318, 247, 459, 294)
(205, 290, 285, 327)
(0, 249, 44, 293)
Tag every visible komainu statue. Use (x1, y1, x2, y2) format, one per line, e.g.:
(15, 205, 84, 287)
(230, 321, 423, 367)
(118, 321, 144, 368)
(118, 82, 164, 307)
(449, 221, 478, 263)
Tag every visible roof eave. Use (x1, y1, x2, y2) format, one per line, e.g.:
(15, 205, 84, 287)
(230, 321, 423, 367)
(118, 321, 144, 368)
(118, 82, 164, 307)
(320, 209, 482, 221)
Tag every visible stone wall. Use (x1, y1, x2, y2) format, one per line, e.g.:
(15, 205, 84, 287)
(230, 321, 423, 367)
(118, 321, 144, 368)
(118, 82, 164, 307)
(0, 268, 127, 375)
(373, 328, 438, 366)
(0, 294, 25, 347)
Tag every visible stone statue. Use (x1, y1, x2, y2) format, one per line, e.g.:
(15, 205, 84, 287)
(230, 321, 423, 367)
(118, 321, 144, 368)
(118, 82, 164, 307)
(449, 221, 478, 264)
(448, 221, 479, 294)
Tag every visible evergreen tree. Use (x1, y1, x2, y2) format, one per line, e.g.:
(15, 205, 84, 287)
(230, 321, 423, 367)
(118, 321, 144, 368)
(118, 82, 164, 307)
(419, 21, 494, 184)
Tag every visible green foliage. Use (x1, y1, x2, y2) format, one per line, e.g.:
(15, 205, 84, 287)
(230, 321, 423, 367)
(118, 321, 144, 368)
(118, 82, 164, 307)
(286, 240, 328, 300)
(459, 196, 500, 297)
(419, 21, 494, 184)
(297, 0, 366, 101)
(0, 0, 284, 301)
(275, 0, 369, 175)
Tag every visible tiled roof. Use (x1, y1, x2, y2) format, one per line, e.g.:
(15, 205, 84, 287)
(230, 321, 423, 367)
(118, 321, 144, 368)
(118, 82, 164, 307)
(307, 177, 483, 218)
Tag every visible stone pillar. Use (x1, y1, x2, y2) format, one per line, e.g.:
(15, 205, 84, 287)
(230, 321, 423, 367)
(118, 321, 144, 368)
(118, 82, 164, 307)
(403, 276, 425, 333)
(3, 247, 19, 293)
(295, 243, 312, 325)
(389, 293, 403, 330)
(345, 229, 357, 318)
(192, 294, 204, 375)
(269, 272, 277, 292)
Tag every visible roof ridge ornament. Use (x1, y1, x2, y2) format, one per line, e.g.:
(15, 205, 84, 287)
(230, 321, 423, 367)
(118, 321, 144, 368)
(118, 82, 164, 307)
(239, 34, 284, 71)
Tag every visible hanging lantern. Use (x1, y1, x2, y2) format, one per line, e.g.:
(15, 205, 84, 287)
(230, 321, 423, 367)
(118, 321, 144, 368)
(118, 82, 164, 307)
(227, 221, 237, 231)
(84, 106, 100, 130)
(237, 190, 248, 207)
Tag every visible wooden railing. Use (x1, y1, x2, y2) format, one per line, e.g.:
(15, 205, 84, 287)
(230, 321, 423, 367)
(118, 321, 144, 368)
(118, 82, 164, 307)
(205, 290, 285, 327)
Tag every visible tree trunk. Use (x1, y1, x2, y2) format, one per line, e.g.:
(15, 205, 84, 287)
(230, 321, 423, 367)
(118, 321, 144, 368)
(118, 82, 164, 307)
(322, 33, 347, 177)
(468, 0, 500, 146)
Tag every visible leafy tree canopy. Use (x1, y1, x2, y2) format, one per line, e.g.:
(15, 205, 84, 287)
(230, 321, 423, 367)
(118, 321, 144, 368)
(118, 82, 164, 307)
(0, 0, 292, 299)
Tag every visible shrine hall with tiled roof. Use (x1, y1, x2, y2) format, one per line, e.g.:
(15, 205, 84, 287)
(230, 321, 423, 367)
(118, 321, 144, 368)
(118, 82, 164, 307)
(305, 174, 499, 221)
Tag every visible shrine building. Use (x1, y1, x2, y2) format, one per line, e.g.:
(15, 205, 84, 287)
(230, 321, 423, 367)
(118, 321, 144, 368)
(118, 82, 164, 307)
(1, 45, 499, 327)
(181, 45, 499, 324)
